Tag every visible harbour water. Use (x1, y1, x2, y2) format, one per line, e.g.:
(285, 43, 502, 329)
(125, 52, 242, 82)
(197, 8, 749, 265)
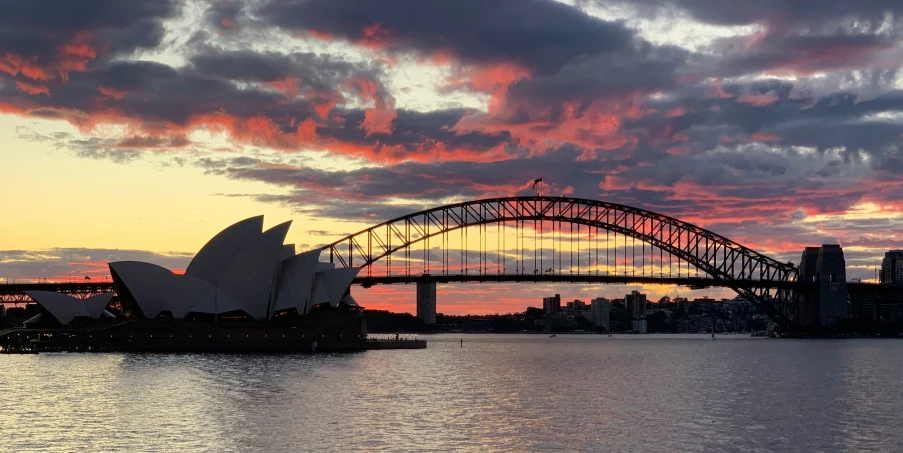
(1, 334, 901, 452)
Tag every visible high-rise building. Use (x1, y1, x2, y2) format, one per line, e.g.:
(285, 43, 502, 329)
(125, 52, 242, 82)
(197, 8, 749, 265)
(880, 250, 903, 284)
(590, 298, 610, 331)
(565, 299, 586, 317)
(416, 279, 436, 324)
(543, 294, 561, 314)
(625, 291, 646, 319)
(816, 245, 847, 325)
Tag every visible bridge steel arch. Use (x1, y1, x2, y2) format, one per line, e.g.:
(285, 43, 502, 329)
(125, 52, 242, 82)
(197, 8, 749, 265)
(320, 197, 799, 330)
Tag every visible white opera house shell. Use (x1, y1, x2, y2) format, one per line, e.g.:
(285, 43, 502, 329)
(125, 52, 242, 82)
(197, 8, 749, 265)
(24, 291, 116, 325)
(108, 215, 361, 322)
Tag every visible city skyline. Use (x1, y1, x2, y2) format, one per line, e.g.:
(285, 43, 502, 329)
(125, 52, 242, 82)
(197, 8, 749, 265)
(3, 1, 903, 314)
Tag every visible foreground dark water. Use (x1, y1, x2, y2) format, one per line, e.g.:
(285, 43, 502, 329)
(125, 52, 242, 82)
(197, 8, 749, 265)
(2, 334, 902, 452)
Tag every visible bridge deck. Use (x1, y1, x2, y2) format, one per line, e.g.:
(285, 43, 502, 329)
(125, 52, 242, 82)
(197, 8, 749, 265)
(354, 274, 805, 289)
(1, 279, 899, 301)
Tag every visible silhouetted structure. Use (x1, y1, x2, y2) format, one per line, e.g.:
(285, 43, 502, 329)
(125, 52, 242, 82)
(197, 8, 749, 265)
(0, 216, 383, 352)
(416, 277, 436, 324)
(881, 250, 903, 284)
(319, 197, 800, 330)
(543, 294, 561, 314)
(626, 291, 646, 319)
(798, 247, 821, 326)
(817, 245, 847, 325)
(590, 298, 610, 331)
(798, 244, 848, 327)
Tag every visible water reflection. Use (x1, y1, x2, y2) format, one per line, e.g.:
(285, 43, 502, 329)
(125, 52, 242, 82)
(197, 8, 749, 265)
(1, 336, 901, 452)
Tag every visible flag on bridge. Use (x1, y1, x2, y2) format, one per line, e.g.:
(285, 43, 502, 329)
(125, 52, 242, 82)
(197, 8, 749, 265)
(532, 177, 543, 191)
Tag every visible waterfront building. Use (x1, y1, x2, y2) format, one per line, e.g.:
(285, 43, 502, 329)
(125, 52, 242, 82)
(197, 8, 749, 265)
(881, 250, 903, 284)
(630, 319, 647, 334)
(590, 298, 610, 331)
(416, 279, 437, 324)
(565, 300, 587, 318)
(29, 216, 362, 325)
(677, 315, 714, 333)
(625, 291, 646, 319)
(8, 216, 377, 352)
(543, 294, 561, 314)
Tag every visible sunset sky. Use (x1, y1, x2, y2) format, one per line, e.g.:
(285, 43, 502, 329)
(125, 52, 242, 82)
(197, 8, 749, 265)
(3, 0, 903, 314)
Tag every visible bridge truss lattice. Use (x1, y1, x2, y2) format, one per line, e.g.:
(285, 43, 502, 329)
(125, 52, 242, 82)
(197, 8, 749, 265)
(321, 197, 800, 329)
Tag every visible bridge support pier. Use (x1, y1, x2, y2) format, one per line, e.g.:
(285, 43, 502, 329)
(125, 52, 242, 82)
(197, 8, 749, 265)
(798, 245, 848, 327)
(416, 277, 436, 325)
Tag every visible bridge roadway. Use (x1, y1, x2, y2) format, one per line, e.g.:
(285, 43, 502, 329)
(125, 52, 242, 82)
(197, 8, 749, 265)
(0, 275, 810, 300)
(354, 274, 803, 289)
(1, 279, 900, 304)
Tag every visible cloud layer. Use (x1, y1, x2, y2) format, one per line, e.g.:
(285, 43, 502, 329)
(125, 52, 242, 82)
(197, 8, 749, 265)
(3, 0, 903, 307)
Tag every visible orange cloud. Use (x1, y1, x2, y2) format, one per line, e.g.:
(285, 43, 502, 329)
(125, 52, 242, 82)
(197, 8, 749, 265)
(665, 146, 691, 156)
(0, 53, 52, 80)
(666, 106, 688, 117)
(0, 32, 96, 85)
(356, 23, 391, 49)
(709, 78, 733, 99)
(263, 78, 303, 98)
(749, 132, 781, 142)
(362, 105, 397, 136)
(15, 80, 50, 96)
(307, 29, 333, 41)
(98, 86, 127, 100)
(347, 76, 397, 136)
(58, 31, 97, 80)
(446, 61, 531, 114)
(737, 93, 779, 106)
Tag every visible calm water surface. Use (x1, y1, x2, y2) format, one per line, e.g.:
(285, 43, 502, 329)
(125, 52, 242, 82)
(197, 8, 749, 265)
(1, 334, 902, 452)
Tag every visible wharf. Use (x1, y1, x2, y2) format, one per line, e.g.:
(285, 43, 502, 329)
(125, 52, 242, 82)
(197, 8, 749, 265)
(363, 339, 427, 350)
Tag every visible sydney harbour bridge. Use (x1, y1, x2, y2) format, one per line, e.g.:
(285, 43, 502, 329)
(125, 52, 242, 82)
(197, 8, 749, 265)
(2, 197, 899, 331)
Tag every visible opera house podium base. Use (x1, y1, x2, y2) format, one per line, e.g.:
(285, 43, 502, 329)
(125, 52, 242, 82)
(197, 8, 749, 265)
(9, 306, 385, 353)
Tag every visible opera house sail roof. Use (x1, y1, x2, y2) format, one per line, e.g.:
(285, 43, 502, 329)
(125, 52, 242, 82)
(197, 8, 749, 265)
(25, 291, 115, 325)
(101, 216, 361, 324)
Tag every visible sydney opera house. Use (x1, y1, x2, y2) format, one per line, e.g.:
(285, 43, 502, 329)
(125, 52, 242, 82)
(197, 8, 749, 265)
(17, 216, 371, 352)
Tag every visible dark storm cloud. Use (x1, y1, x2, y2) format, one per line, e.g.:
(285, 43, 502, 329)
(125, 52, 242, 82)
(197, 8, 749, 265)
(256, 0, 636, 75)
(320, 108, 513, 153)
(189, 49, 386, 90)
(197, 147, 594, 206)
(503, 41, 690, 108)
(206, 0, 244, 31)
(599, 0, 903, 26)
(625, 79, 903, 161)
(192, 142, 858, 227)
(3, 46, 512, 162)
(0, 1, 176, 63)
(0, 59, 287, 125)
(0, 248, 193, 280)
